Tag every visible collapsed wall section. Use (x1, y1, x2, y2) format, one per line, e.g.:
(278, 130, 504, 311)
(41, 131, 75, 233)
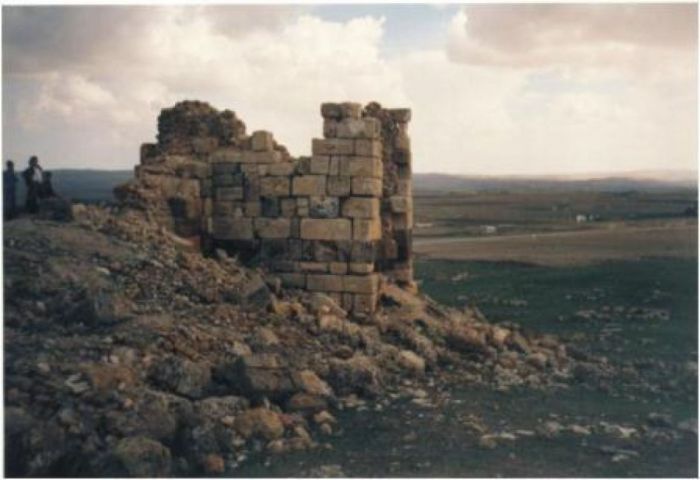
(120, 100, 413, 314)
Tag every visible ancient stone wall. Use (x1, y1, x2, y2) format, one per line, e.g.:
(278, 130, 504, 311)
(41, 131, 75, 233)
(121, 100, 414, 314)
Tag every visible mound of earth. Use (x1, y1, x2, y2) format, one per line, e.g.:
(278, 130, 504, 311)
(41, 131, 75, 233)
(4, 205, 586, 476)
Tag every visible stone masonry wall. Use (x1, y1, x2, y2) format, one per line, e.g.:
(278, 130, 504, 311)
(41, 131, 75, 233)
(121, 100, 414, 315)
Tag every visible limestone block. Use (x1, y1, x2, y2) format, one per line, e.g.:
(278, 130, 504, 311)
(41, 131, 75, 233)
(394, 132, 410, 152)
(342, 198, 380, 219)
(192, 137, 219, 154)
(336, 118, 380, 139)
(353, 218, 382, 240)
(179, 161, 210, 179)
(343, 274, 379, 294)
(280, 198, 297, 218)
(211, 148, 243, 163)
(320, 103, 343, 120)
(353, 293, 378, 314)
(241, 151, 282, 164)
(260, 177, 290, 197)
(213, 200, 234, 216)
(394, 149, 412, 166)
(327, 176, 351, 196)
(323, 120, 338, 138)
(307, 274, 344, 293)
(212, 217, 254, 240)
(329, 157, 341, 175)
(396, 179, 412, 196)
(241, 164, 258, 176)
(341, 102, 362, 119)
(292, 175, 327, 196)
(349, 262, 374, 274)
(393, 212, 414, 230)
(245, 201, 262, 217)
(296, 157, 311, 175)
(312, 138, 354, 156)
(252, 131, 274, 151)
(140, 143, 158, 164)
(389, 195, 409, 213)
(299, 262, 328, 273)
(351, 241, 377, 262)
(329, 262, 348, 275)
(342, 293, 354, 311)
(355, 139, 381, 158)
(255, 218, 291, 239)
(267, 162, 295, 176)
(257, 165, 269, 176)
(352, 177, 382, 197)
(213, 174, 236, 187)
(310, 156, 330, 175)
(278, 273, 306, 289)
(296, 198, 309, 217)
(217, 187, 244, 201)
(300, 219, 352, 241)
(309, 196, 339, 218)
(340, 157, 382, 178)
(391, 265, 414, 284)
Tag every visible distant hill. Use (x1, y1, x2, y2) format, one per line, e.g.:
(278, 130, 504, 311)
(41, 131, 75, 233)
(15, 169, 133, 204)
(413, 172, 698, 193)
(10, 168, 696, 204)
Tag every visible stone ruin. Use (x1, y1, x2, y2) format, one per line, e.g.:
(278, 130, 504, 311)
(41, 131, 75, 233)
(117, 100, 414, 315)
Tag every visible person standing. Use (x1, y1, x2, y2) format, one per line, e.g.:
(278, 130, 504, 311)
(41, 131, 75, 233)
(3, 160, 18, 220)
(22, 156, 43, 214)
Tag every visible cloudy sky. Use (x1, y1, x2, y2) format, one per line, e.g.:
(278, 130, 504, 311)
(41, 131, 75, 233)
(2, 3, 697, 176)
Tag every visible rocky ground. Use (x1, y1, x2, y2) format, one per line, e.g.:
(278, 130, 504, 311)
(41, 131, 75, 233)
(5, 206, 602, 476)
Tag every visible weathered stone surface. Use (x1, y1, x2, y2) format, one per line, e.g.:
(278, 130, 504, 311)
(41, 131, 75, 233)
(312, 138, 354, 156)
(149, 355, 211, 398)
(327, 176, 351, 196)
(342, 198, 380, 219)
(352, 293, 377, 314)
(348, 262, 374, 274)
(354, 139, 381, 157)
(398, 350, 426, 376)
(267, 162, 295, 176)
(340, 157, 382, 178)
(300, 219, 352, 241)
(353, 219, 381, 241)
(216, 354, 295, 399)
(212, 217, 254, 240)
(336, 118, 380, 139)
(328, 355, 382, 396)
(307, 274, 344, 292)
(310, 156, 330, 175)
(234, 408, 285, 440)
(352, 177, 382, 197)
(292, 176, 327, 196)
(343, 274, 379, 294)
(277, 272, 306, 289)
(252, 131, 274, 151)
(254, 218, 291, 239)
(260, 177, 290, 197)
(309, 196, 339, 218)
(113, 436, 172, 477)
(389, 196, 410, 213)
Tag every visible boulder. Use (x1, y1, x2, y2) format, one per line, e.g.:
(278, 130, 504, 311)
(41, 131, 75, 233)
(215, 353, 295, 400)
(233, 408, 285, 440)
(398, 350, 425, 376)
(292, 369, 334, 397)
(149, 355, 211, 398)
(112, 436, 172, 477)
(285, 393, 328, 414)
(328, 355, 382, 396)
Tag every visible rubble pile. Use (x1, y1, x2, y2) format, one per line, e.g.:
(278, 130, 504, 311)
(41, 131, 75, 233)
(4, 207, 581, 476)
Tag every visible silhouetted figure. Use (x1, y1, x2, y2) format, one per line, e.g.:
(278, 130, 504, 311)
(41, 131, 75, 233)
(22, 156, 43, 214)
(40, 171, 56, 199)
(4, 160, 18, 220)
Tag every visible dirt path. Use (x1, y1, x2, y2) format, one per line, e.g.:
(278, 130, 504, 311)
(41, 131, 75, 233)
(414, 220, 698, 266)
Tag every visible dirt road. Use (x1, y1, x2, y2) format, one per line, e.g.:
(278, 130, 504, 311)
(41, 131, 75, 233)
(414, 219, 698, 266)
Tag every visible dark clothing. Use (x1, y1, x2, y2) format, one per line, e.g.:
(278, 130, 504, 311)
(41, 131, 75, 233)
(4, 169, 17, 219)
(40, 178, 55, 199)
(22, 166, 43, 214)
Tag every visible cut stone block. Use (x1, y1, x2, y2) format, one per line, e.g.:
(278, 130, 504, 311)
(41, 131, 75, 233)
(329, 157, 341, 175)
(280, 198, 297, 218)
(192, 136, 219, 154)
(292, 175, 327, 196)
(240, 151, 282, 164)
(300, 219, 352, 241)
(394, 132, 410, 152)
(353, 218, 382, 241)
(260, 177, 290, 197)
(329, 262, 348, 275)
(355, 139, 381, 157)
(211, 148, 243, 163)
(340, 157, 382, 178)
(389, 108, 412, 123)
(277, 273, 306, 289)
(212, 217, 254, 240)
(343, 274, 379, 294)
(323, 120, 338, 138)
(299, 262, 328, 273)
(309, 196, 339, 218)
(310, 156, 330, 175)
(341, 103, 362, 119)
(217, 187, 244, 201)
(255, 218, 291, 239)
(212, 162, 241, 175)
(307, 274, 344, 292)
(352, 177, 382, 197)
(336, 118, 380, 139)
(389, 196, 409, 213)
(320, 103, 343, 120)
(267, 162, 295, 176)
(327, 176, 351, 196)
(244, 201, 261, 217)
(349, 262, 374, 274)
(312, 138, 354, 156)
(342, 198, 380, 219)
(252, 131, 274, 151)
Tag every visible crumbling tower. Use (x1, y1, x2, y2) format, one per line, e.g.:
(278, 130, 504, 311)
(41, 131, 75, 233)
(120, 101, 414, 315)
